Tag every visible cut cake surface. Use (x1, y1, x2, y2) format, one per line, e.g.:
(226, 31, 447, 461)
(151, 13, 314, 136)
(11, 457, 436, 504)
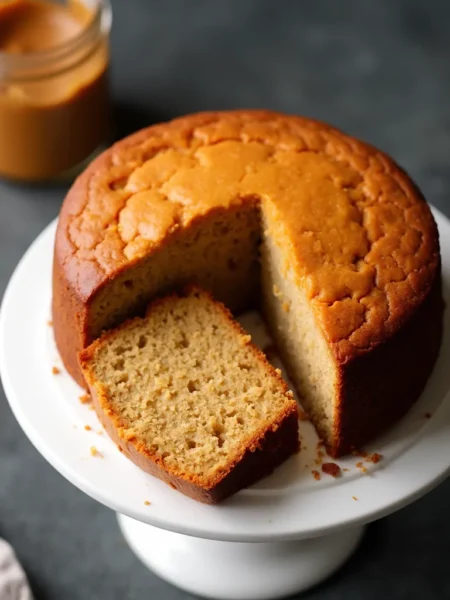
(79, 287, 299, 503)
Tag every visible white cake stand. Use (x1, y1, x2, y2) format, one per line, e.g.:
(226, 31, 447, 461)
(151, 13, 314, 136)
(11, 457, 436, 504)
(2, 210, 450, 600)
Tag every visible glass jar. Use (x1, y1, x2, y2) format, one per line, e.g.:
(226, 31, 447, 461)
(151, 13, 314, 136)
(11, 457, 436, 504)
(0, 0, 112, 182)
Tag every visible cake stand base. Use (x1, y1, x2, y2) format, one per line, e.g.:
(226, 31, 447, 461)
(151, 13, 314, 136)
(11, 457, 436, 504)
(118, 514, 365, 600)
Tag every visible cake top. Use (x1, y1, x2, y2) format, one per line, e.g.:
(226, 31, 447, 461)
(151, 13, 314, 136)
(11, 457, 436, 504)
(57, 110, 440, 361)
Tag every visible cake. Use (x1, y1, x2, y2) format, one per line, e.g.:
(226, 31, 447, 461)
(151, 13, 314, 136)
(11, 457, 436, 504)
(52, 110, 443, 457)
(79, 287, 299, 503)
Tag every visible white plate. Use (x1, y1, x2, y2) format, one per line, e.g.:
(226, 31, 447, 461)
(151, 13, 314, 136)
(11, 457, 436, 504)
(1, 211, 450, 543)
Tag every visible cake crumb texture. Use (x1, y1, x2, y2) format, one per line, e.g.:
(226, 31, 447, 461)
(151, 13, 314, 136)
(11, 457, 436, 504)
(79, 287, 299, 503)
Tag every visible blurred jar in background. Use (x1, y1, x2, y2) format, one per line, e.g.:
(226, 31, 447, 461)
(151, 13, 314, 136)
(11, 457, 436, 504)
(0, 0, 112, 182)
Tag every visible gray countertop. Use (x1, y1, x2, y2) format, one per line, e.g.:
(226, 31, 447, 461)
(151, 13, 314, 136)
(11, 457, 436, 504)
(1, 1, 449, 598)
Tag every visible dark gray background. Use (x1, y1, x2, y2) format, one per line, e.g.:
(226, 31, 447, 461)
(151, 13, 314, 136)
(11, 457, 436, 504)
(1, 1, 449, 598)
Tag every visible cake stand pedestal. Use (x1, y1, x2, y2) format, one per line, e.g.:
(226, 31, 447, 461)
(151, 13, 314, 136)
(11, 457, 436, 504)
(1, 212, 450, 600)
(118, 515, 364, 599)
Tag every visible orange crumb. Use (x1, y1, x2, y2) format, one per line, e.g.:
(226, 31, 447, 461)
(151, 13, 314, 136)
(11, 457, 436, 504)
(52, 366, 61, 375)
(424, 412, 432, 419)
(79, 394, 91, 404)
(352, 496, 358, 501)
(47, 320, 53, 327)
(144, 500, 151, 506)
(311, 470, 321, 481)
(361, 467, 367, 473)
(90, 446, 102, 458)
(368, 452, 383, 464)
(315, 458, 323, 466)
(356, 461, 364, 468)
(343, 468, 350, 472)
(321, 462, 341, 478)
(84, 425, 92, 431)
(298, 407, 309, 421)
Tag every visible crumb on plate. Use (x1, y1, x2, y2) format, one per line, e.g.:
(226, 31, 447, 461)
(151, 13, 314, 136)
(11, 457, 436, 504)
(84, 425, 92, 431)
(321, 462, 341, 478)
(311, 470, 321, 481)
(352, 496, 358, 501)
(368, 452, 383, 464)
(52, 366, 61, 375)
(144, 500, 151, 506)
(90, 446, 102, 458)
(79, 394, 91, 404)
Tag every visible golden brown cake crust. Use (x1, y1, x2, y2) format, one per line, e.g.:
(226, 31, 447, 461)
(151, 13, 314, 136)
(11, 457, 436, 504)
(53, 110, 443, 456)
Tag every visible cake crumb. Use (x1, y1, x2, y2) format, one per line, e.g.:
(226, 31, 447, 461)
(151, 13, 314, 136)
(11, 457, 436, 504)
(298, 407, 309, 421)
(144, 500, 151, 506)
(343, 468, 350, 472)
(47, 320, 53, 327)
(368, 452, 383, 464)
(79, 394, 91, 404)
(424, 412, 432, 419)
(97, 430, 104, 436)
(90, 446, 102, 458)
(88, 404, 94, 411)
(352, 496, 358, 501)
(52, 366, 61, 375)
(311, 470, 321, 481)
(321, 462, 341, 478)
(84, 425, 92, 431)
(355, 461, 364, 468)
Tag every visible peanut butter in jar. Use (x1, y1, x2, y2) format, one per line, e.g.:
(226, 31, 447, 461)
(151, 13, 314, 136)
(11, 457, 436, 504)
(0, 0, 112, 182)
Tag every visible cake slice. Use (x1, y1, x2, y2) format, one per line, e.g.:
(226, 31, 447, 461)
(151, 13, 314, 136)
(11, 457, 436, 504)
(79, 287, 299, 503)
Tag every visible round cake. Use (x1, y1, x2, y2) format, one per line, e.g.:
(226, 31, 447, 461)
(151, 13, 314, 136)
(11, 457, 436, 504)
(52, 110, 443, 456)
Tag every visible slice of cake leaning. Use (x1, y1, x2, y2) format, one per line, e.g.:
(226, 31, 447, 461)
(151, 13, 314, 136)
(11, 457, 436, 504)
(79, 286, 299, 503)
